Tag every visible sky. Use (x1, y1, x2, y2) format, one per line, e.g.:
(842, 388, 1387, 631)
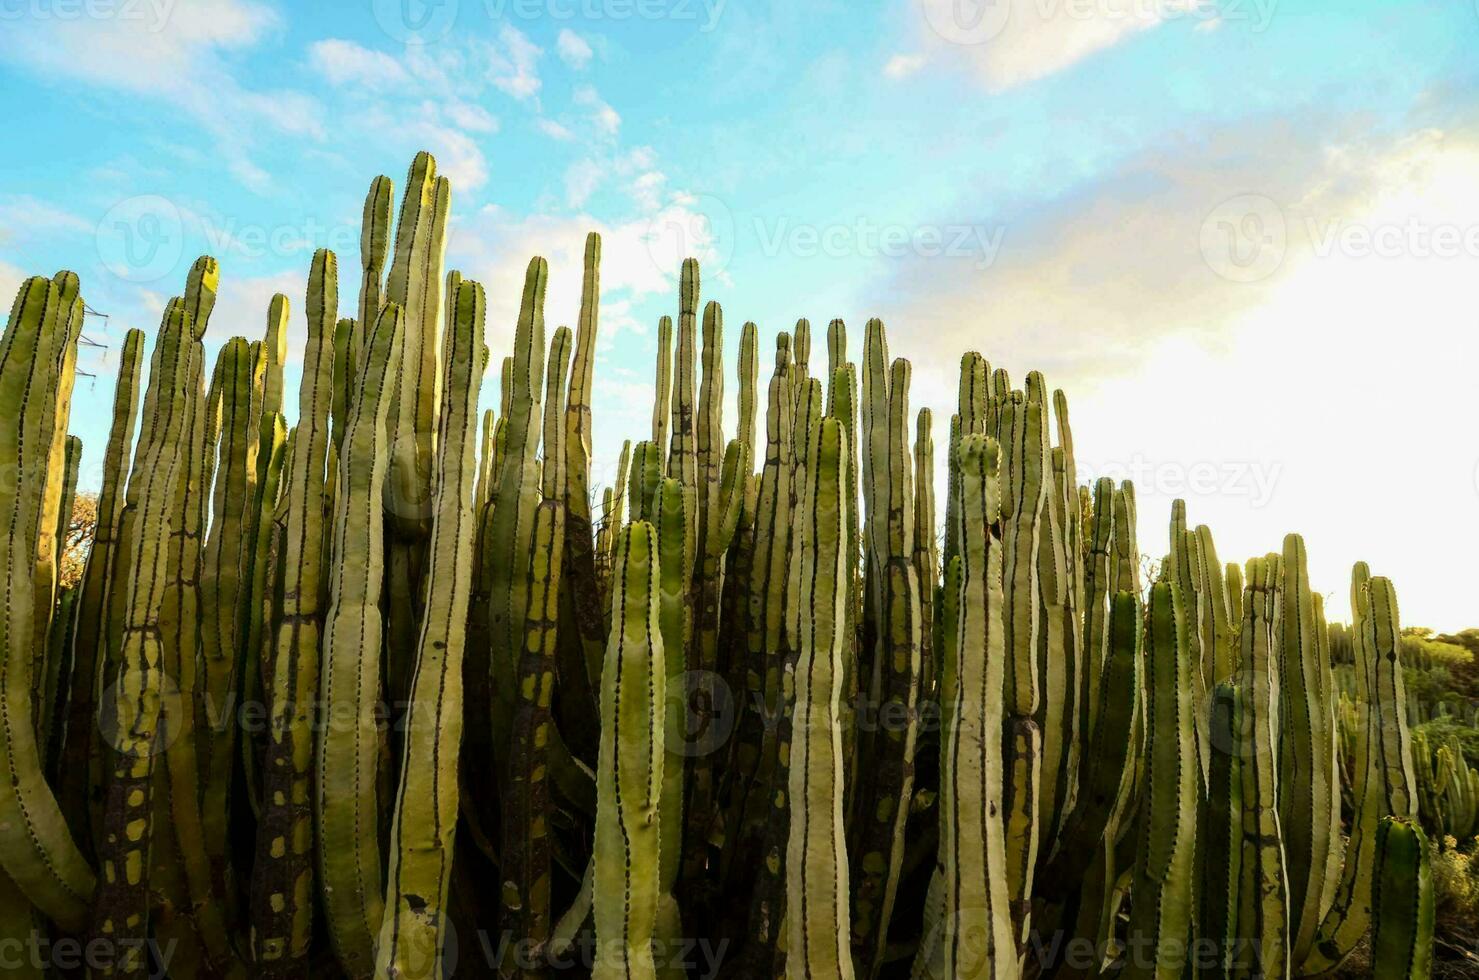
(2, 0, 1477, 629)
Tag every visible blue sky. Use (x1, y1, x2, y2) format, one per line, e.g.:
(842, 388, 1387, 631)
(3, 0, 1478, 628)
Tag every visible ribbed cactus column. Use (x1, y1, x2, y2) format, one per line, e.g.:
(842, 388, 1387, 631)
(1302, 568, 1419, 975)
(0, 276, 96, 932)
(723, 335, 793, 903)
(57, 326, 143, 857)
(1201, 681, 1245, 978)
(849, 323, 923, 979)
(250, 248, 338, 977)
(154, 327, 242, 979)
(937, 433, 1015, 979)
(786, 416, 854, 980)
(997, 381, 1047, 940)
(1370, 817, 1433, 979)
(315, 303, 403, 977)
(559, 233, 606, 756)
(592, 523, 666, 980)
(1234, 557, 1290, 978)
(90, 298, 195, 974)
(1277, 534, 1340, 966)
(383, 154, 452, 705)
(1122, 581, 1198, 980)
(379, 279, 485, 979)
(501, 321, 573, 971)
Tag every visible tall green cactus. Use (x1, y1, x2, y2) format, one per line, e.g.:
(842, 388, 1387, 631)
(1370, 817, 1433, 979)
(316, 303, 404, 977)
(500, 321, 573, 969)
(57, 327, 143, 857)
(1278, 534, 1340, 966)
(935, 432, 1016, 979)
(592, 523, 666, 980)
(1235, 557, 1290, 978)
(250, 248, 338, 976)
(849, 328, 923, 979)
(1122, 581, 1197, 980)
(786, 416, 855, 980)
(0, 277, 96, 932)
(90, 298, 195, 974)
(379, 279, 485, 978)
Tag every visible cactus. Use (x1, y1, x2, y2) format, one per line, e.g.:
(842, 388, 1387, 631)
(785, 417, 855, 979)
(316, 303, 404, 976)
(378, 279, 485, 978)
(592, 523, 666, 980)
(1121, 581, 1198, 980)
(249, 249, 338, 975)
(1278, 534, 1341, 965)
(91, 298, 196, 974)
(848, 329, 924, 979)
(0, 276, 96, 932)
(500, 321, 573, 968)
(56, 327, 143, 856)
(1234, 557, 1291, 978)
(0, 148, 1450, 980)
(935, 432, 1015, 979)
(1370, 817, 1433, 979)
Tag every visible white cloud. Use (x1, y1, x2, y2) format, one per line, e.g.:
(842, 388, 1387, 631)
(0, 196, 93, 243)
(0, 261, 23, 306)
(446, 102, 499, 134)
(309, 39, 410, 89)
(883, 53, 926, 79)
(488, 24, 542, 101)
(557, 29, 594, 70)
(565, 160, 605, 209)
(575, 86, 621, 136)
(537, 118, 576, 142)
(873, 122, 1479, 630)
(0, 0, 318, 189)
(917, 0, 1219, 91)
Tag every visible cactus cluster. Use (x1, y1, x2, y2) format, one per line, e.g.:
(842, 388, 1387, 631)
(0, 151, 1447, 979)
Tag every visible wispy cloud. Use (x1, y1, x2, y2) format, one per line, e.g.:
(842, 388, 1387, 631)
(574, 85, 621, 136)
(557, 29, 594, 70)
(884, 53, 926, 79)
(309, 38, 410, 89)
(915, 0, 1227, 91)
(487, 24, 543, 101)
